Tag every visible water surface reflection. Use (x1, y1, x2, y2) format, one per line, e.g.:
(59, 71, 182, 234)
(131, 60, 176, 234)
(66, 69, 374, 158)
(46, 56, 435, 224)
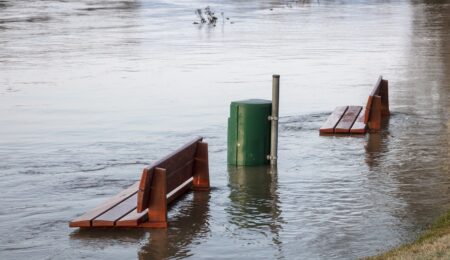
(139, 192, 211, 259)
(227, 166, 283, 246)
(365, 118, 390, 169)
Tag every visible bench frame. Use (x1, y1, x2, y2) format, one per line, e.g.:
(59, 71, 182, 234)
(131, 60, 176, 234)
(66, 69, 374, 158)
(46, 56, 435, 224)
(69, 137, 210, 229)
(364, 76, 390, 130)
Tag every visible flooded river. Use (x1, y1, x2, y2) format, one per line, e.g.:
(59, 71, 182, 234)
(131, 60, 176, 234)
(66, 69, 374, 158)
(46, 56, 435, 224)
(0, 0, 449, 259)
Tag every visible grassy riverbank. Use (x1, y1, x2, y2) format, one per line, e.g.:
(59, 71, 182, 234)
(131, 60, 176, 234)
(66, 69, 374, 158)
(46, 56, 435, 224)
(366, 210, 450, 259)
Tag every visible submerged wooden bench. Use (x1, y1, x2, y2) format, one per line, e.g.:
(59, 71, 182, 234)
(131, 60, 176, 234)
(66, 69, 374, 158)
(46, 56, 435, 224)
(69, 137, 210, 229)
(320, 76, 390, 135)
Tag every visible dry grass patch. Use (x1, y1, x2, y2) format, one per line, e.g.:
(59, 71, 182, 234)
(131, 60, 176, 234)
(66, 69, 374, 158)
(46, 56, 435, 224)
(366, 210, 450, 260)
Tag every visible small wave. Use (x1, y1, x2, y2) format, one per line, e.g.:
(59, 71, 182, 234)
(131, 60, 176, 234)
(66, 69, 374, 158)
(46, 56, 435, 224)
(78, 1, 140, 12)
(79, 161, 149, 173)
(0, 16, 51, 24)
(2, 244, 42, 252)
(63, 177, 134, 190)
(0, 1, 10, 8)
(212, 147, 227, 153)
(282, 125, 303, 131)
(281, 113, 329, 124)
(18, 170, 44, 175)
(25, 16, 51, 23)
(280, 113, 327, 132)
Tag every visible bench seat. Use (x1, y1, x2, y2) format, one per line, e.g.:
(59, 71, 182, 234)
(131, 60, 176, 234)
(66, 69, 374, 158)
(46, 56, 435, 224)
(69, 182, 140, 227)
(320, 106, 366, 134)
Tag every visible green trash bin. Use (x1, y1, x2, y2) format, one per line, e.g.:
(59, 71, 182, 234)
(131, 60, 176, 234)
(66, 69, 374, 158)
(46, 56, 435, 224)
(227, 99, 272, 166)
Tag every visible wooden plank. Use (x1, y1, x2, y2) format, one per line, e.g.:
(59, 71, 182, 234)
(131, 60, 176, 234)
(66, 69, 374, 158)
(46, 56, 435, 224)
(115, 209, 148, 227)
(166, 160, 193, 193)
(335, 106, 362, 133)
(368, 95, 382, 130)
(365, 76, 383, 124)
(167, 177, 193, 204)
(369, 76, 383, 96)
(153, 137, 201, 172)
(192, 142, 210, 191)
(137, 168, 153, 213)
(121, 176, 193, 227)
(92, 193, 138, 227)
(379, 79, 390, 116)
(319, 106, 348, 134)
(147, 168, 168, 228)
(363, 96, 373, 124)
(350, 107, 367, 134)
(69, 181, 139, 228)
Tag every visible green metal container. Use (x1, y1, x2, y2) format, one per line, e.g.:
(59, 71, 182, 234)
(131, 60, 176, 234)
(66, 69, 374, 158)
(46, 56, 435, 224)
(227, 99, 272, 166)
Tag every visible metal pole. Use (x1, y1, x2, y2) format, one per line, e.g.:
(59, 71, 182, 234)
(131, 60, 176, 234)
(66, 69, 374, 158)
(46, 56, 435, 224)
(269, 75, 280, 165)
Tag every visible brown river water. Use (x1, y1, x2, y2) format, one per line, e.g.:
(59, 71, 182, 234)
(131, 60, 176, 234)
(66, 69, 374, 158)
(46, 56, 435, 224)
(0, 0, 449, 259)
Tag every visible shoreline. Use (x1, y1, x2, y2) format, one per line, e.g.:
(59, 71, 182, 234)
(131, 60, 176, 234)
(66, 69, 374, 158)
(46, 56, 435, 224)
(365, 209, 450, 259)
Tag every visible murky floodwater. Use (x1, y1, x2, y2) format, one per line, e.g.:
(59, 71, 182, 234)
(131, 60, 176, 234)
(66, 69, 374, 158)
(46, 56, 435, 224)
(0, 0, 449, 259)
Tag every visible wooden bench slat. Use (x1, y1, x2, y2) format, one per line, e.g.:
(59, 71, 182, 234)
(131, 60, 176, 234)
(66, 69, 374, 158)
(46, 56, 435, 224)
(153, 137, 201, 173)
(380, 79, 390, 116)
(320, 106, 348, 134)
(192, 142, 210, 191)
(365, 76, 383, 124)
(118, 176, 194, 227)
(369, 76, 383, 97)
(364, 96, 373, 124)
(115, 209, 148, 227)
(92, 193, 138, 227)
(350, 107, 367, 134)
(69, 181, 139, 227)
(166, 160, 194, 193)
(137, 168, 153, 213)
(167, 177, 193, 204)
(335, 106, 362, 133)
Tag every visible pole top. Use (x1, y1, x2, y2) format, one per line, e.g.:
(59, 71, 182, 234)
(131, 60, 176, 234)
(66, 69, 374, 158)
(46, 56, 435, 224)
(272, 74, 280, 78)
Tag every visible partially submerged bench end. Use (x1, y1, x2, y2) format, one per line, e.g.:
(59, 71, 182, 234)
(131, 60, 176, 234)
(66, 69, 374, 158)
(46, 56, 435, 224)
(364, 76, 390, 130)
(136, 137, 210, 228)
(320, 76, 390, 135)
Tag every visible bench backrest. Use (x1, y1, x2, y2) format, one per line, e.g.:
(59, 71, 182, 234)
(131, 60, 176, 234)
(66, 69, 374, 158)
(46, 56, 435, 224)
(364, 76, 389, 124)
(136, 137, 203, 212)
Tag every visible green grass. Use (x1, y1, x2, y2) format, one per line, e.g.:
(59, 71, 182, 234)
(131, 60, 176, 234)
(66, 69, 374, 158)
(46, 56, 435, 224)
(365, 210, 450, 260)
